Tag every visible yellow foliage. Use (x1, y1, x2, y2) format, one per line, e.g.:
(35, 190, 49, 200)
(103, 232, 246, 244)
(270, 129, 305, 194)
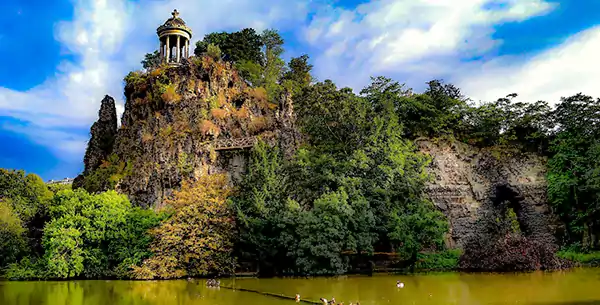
(141, 132, 154, 143)
(217, 92, 226, 106)
(266, 102, 278, 110)
(173, 120, 191, 134)
(200, 120, 220, 137)
(211, 108, 228, 120)
(161, 84, 181, 104)
(149, 67, 163, 78)
(247, 87, 267, 102)
(159, 125, 174, 138)
(131, 174, 235, 279)
(232, 106, 250, 119)
(186, 78, 195, 92)
(248, 117, 268, 134)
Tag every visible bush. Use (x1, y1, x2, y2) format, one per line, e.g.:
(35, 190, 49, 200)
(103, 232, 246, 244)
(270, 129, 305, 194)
(415, 249, 461, 272)
(458, 233, 570, 271)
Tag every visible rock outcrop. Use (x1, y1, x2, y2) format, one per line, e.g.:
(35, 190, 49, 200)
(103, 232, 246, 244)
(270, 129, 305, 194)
(418, 138, 562, 249)
(73, 95, 118, 189)
(76, 56, 297, 208)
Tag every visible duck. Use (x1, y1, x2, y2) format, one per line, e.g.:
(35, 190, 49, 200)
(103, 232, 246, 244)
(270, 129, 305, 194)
(396, 280, 404, 288)
(295, 294, 300, 302)
(320, 298, 328, 304)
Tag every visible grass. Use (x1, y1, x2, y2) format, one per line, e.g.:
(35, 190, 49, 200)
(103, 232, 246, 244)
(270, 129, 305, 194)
(557, 250, 600, 266)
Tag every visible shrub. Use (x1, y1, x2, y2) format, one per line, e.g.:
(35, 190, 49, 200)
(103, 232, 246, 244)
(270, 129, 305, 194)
(161, 84, 181, 104)
(142, 132, 154, 143)
(415, 249, 461, 271)
(232, 106, 250, 119)
(249, 117, 267, 133)
(211, 108, 228, 120)
(200, 120, 220, 137)
(458, 233, 570, 271)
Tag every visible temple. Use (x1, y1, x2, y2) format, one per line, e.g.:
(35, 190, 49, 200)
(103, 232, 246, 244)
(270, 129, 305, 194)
(157, 9, 192, 65)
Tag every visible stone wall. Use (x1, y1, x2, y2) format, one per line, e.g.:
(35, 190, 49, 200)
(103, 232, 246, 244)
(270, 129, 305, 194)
(418, 138, 562, 249)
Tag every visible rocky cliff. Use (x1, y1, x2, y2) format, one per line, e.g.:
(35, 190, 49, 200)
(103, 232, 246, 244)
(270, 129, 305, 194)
(418, 138, 562, 249)
(75, 56, 298, 208)
(73, 95, 118, 188)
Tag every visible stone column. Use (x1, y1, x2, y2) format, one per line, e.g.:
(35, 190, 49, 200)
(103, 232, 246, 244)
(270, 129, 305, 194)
(160, 39, 164, 63)
(166, 36, 170, 63)
(177, 35, 181, 63)
(186, 39, 189, 58)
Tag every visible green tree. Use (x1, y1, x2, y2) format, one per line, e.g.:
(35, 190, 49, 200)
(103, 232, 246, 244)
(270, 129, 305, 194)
(141, 50, 161, 70)
(0, 199, 27, 269)
(547, 94, 600, 249)
(194, 28, 263, 65)
(282, 54, 313, 95)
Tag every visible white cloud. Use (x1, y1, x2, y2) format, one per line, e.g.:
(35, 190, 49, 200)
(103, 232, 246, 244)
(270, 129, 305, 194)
(304, 0, 557, 90)
(456, 26, 600, 104)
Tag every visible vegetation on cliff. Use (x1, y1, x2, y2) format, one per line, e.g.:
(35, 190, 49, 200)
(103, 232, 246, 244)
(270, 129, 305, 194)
(2, 26, 600, 279)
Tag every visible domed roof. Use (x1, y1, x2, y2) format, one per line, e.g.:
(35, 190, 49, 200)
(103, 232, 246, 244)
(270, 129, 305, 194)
(157, 9, 192, 37)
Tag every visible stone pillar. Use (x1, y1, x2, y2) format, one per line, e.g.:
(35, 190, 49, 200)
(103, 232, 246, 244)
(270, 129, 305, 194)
(186, 39, 189, 58)
(166, 36, 170, 63)
(159, 39, 164, 63)
(177, 35, 181, 63)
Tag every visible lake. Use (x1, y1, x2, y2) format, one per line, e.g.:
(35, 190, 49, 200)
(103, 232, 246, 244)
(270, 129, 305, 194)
(2, 268, 600, 305)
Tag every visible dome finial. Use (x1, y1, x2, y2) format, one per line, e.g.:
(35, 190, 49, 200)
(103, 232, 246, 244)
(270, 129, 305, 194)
(172, 9, 179, 18)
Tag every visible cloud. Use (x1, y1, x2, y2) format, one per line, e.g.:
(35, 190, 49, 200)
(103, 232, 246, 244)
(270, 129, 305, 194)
(304, 0, 557, 91)
(455, 25, 600, 104)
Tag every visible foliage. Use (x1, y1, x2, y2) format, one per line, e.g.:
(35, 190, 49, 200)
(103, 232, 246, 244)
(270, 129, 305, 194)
(4, 189, 161, 280)
(556, 250, 600, 266)
(0, 169, 52, 222)
(206, 43, 222, 60)
(0, 199, 27, 269)
(547, 94, 600, 249)
(141, 50, 161, 70)
(194, 28, 263, 65)
(458, 233, 569, 271)
(81, 154, 133, 193)
(415, 249, 461, 271)
(132, 174, 236, 279)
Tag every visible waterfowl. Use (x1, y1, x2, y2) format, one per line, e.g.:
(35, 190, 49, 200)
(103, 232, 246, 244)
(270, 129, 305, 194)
(295, 294, 300, 302)
(320, 298, 328, 304)
(396, 281, 404, 288)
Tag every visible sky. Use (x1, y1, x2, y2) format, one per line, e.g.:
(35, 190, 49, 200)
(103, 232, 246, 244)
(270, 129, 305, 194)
(0, 0, 599, 181)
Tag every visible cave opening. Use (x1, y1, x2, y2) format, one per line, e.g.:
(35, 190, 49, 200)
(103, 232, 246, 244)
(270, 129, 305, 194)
(491, 184, 529, 236)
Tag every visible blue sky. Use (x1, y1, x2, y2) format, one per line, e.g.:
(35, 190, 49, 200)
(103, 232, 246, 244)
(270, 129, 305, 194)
(1, 0, 599, 181)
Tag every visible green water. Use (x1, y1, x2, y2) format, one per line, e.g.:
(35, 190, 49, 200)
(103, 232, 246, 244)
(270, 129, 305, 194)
(2, 268, 600, 305)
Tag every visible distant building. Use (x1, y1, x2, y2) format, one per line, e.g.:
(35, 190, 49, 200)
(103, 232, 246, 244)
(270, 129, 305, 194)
(47, 178, 74, 185)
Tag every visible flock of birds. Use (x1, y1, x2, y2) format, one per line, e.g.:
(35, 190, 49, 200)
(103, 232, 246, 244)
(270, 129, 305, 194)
(293, 281, 405, 305)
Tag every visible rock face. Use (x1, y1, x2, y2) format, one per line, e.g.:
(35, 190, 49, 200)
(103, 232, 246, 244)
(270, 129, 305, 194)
(77, 56, 297, 208)
(73, 95, 118, 188)
(418, 139, 562, 249)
